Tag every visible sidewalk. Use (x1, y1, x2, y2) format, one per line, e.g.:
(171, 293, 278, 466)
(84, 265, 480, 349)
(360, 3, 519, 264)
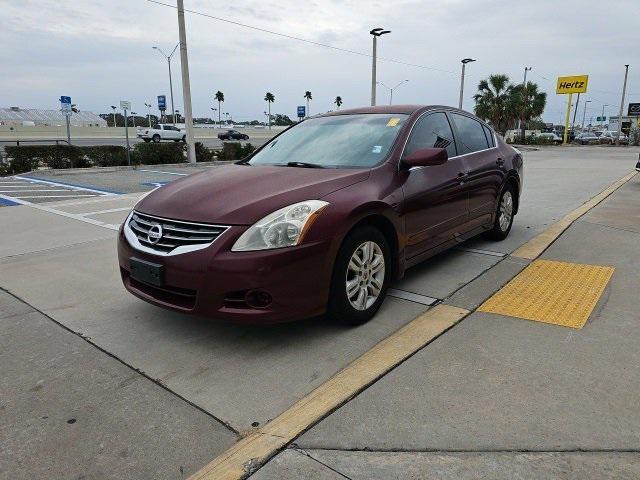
(254, 178, 640, 478)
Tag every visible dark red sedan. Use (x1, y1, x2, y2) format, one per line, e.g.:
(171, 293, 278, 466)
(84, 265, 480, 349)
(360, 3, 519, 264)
(118, 105, 523, 325)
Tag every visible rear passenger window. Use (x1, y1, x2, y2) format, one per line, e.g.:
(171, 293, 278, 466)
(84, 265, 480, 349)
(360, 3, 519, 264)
(482, 124, 495, 147)
(404, 112, 456, 158)
(450, 114, 490, 154)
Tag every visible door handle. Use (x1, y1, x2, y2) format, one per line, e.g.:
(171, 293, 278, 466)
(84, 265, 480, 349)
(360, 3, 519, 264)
(457, 171, 469, 183)
(496, 157, 505, 166)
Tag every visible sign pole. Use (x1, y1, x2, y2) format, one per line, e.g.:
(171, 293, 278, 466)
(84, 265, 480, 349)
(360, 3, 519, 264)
(65, 113, 71, 145)
(563, 93, 573, 145)
(124, 108, 131, 166)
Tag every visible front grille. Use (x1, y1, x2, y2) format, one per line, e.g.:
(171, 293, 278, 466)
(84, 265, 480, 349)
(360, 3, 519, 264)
(129, 211, 228, 254)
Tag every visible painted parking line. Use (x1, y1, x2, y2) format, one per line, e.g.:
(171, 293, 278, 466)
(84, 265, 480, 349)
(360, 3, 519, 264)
(138, 169, 188, 176)
(188, 304, 469, 480)
(0, 194, 121, 230)
(16, 176, 123, 195)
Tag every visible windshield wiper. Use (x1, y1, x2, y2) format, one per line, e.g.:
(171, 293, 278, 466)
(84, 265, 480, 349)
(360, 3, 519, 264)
(284, 161, 325, 169)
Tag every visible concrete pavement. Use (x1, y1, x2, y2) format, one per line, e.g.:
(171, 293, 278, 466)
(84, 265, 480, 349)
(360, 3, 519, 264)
(1, 145, 639, 479)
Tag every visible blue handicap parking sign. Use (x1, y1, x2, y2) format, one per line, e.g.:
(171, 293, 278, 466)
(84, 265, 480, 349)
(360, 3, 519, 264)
(297, 106, 306, 117)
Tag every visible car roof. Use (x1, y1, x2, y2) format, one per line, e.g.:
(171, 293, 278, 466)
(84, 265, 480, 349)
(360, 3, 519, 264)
(319, 104, 469, 117)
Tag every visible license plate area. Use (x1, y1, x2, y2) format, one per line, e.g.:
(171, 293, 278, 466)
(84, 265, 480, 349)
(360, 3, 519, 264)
(129, 257, 164, 287)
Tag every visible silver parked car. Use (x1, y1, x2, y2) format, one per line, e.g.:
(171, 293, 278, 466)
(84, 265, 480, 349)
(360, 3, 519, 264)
(575, 132, 600, 145)
(599, 131, 629, 145)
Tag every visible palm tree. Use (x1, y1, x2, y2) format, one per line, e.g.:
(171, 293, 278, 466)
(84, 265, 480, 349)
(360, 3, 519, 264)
(473, 74, 513, 134)
(334, 96, 343, 110)
(264, 92, 275, 129)
(510, 82, 547, 141)
(304, 91, 312, 117)
(214, 91, 224, 127)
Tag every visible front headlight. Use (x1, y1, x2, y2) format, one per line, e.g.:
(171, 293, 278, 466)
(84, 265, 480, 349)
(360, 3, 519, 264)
(232, 200, 329, 251)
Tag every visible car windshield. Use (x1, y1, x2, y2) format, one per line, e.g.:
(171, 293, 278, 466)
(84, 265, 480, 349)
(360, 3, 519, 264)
(247, 114, 409, 168)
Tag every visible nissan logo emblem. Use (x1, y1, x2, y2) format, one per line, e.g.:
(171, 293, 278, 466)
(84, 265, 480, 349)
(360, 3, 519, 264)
(147, 224, 163, 244)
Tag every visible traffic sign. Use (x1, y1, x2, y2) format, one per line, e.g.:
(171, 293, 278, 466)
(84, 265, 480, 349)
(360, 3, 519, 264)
(556, 75, 589, 94)
(60, 96, 72, 114)
(158, 95, 167, 111)
(596, 116, 606, 122)
(120, 100, 131, 110)
(297, 106, 306, 118)
(628, 103, 640, 116)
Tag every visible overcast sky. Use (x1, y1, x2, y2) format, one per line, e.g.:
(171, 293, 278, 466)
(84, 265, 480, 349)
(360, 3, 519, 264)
(2, 0, 638, 124)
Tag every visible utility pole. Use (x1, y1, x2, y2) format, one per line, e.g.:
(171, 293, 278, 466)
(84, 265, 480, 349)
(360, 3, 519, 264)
(517, 66, 531, 141)
(370, 28, 390, 106)
(615, 65, 629, 146)
(572, 93, 580, 129)
(581, 100, 591, 130)
(459, 58, 476, 109)
(176, 0, 196, 163)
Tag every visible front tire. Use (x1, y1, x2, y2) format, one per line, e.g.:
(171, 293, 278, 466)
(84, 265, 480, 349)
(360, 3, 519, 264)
(328, 226, 390, 326)
(487, 185, 515, 240)
(152, 135, 161, 143)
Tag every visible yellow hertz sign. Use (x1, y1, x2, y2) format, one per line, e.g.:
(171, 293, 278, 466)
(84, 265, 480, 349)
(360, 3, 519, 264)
(556, 75, 589, 94)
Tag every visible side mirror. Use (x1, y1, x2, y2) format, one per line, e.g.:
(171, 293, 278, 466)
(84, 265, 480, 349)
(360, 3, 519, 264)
(401, 148, 448, 168)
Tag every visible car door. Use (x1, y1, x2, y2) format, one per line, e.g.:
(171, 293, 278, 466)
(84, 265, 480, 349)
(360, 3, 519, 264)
(449, 113, 504, 229)
(400, 111, 470, 259)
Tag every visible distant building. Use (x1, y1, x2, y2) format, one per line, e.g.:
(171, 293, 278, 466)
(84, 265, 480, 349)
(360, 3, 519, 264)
(0, 107, 107, 127)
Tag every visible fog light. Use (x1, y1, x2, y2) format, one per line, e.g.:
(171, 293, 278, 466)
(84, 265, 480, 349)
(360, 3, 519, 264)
(245, 290, 272, 309)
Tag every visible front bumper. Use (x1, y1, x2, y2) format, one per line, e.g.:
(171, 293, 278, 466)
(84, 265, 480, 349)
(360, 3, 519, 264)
(117, 222, 335, 324)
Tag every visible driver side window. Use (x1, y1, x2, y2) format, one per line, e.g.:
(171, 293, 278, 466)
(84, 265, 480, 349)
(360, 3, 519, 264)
(404, 112, 457, 158)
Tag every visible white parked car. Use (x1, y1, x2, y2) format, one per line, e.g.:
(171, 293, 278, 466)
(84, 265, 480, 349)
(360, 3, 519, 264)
(599, 131, 629, 145)
(537, 132, 562, 144)
(137, 124, 185, 143)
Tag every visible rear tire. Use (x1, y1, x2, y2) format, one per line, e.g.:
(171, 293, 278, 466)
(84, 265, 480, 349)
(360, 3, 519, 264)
(182, 135, 186, 142)
(487, 185, 515, 241)
(328, 226, 390, 326)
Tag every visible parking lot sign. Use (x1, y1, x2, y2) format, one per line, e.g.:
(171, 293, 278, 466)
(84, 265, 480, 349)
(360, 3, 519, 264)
(60, 96, 72, 113)
(556, 75, 589, 94)
(297, 106, 306, 118)
(158, 95, 167, 111)
(628, 103, 640, 116)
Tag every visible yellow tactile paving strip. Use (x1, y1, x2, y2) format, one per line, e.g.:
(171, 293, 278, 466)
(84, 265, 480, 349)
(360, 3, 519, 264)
(479, 259, 614, 329)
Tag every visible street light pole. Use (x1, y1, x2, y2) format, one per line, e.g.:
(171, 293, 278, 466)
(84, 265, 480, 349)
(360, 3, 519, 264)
(176, 0, 197, 163)
(370, 28, 391, 106)
(377, 80, 409, 105)
(145, 103, 152, 127)
(459, 58, 476, 109)
(110, 105, 117, 127)
(582, 100, 591, 130)
(601, 104, 609, 127)
(153, 43, 179, 126)
(615, 64, 629, 146)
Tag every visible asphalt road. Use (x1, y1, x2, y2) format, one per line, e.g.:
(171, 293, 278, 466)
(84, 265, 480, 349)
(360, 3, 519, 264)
(1, 145, 640, 479)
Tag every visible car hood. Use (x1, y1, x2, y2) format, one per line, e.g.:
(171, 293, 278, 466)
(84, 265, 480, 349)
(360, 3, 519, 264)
(136, 164, 369, 225)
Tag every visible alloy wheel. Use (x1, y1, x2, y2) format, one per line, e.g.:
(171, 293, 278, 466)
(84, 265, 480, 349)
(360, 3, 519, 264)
(499, 191, 514, 232)
(346, 241, 385, 311)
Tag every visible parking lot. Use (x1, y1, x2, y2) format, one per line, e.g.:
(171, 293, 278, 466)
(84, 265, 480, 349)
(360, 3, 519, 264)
(2, 145, 640, 479)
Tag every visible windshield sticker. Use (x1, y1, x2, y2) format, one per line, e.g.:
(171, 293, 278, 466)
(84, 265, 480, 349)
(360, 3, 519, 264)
(372, 145, 382, 153)
(387, 118, 400, 127)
